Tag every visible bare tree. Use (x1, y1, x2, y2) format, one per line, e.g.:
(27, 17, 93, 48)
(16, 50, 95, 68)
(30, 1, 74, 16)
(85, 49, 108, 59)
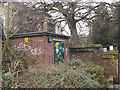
(33, 1, 101, 45)
(1, 2, 39, 80)
(10, 2, 50, 33)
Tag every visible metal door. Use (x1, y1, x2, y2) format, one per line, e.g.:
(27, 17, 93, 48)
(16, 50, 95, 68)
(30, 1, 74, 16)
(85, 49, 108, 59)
(54, 41, 64, 64)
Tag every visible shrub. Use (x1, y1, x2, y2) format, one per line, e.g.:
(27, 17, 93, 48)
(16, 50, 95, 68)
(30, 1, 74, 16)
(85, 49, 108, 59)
(2, 50, 27, 88)
(15, 59, 108, 88)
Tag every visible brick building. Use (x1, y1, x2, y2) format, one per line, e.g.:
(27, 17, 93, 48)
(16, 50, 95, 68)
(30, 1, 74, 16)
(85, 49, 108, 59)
(1, 2, 70, 65)
(9, 32, 70, 65)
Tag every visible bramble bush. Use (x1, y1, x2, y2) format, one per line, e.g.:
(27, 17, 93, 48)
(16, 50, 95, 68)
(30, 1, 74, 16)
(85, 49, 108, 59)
(15, 59, 109, 88)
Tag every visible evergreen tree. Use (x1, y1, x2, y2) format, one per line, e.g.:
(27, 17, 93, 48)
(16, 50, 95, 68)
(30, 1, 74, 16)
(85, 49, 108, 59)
(91, 3, 118, 46)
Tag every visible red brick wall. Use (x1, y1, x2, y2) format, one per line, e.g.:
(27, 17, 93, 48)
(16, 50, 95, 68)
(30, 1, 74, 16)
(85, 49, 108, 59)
(102, 52, 118, 81)
(69, 44, 103, 66)
(9, 36, 69, 65)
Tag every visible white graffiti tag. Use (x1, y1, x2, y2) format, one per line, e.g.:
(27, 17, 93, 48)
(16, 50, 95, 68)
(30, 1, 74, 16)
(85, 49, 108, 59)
(12, 43, 31, 51)
(12, 43, 42, 55)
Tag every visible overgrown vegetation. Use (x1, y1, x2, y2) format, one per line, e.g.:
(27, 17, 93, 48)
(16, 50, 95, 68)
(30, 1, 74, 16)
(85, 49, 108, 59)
(2, 50, 27, 88)
(1, 2, 110, 88)
(2, 59, 109, 88)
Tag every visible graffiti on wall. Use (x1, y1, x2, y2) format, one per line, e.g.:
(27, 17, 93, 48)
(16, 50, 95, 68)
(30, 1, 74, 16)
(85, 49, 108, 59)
(12, 43, 42, 55)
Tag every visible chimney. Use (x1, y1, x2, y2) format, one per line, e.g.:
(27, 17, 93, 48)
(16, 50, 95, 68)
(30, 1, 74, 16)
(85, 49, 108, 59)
(43, 18, 47, 31)
(55, 21, 61, 34)
(38, 18, 48, 32)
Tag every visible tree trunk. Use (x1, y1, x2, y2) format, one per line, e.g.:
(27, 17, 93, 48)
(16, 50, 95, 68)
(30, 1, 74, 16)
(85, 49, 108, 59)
(67, 19, 79, 45)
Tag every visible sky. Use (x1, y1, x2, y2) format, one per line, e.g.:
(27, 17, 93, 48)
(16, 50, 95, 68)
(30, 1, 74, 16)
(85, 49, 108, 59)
(1, 0, 119, 36)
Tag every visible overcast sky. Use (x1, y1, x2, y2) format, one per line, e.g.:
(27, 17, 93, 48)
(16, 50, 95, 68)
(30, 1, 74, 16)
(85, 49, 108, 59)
(1, 0, 119, 36)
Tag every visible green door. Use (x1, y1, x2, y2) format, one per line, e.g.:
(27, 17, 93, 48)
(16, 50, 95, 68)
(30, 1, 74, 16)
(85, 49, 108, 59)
(54, 41, 64, 64)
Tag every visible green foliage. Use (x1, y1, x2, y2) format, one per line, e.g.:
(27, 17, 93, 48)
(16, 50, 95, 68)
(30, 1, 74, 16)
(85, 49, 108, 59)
(91, 3, 118, 46)
(2, 50, 27, 88)
(109, 50, 118, 52)
(11, 85, 20, 89)
(15, 60, 108, 88)
(2, 72, 15, 88)
(2, 71, 20, 88)
(2, 72, 15, 84)
(104, 80, 109, 88)
(3, 50, 27, 73)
